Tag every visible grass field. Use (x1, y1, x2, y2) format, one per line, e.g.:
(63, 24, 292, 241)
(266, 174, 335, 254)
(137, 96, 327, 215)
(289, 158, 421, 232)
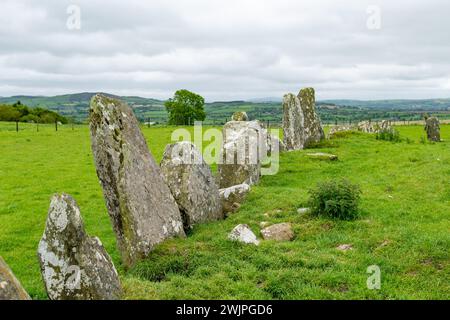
(0, 121, 449, 299)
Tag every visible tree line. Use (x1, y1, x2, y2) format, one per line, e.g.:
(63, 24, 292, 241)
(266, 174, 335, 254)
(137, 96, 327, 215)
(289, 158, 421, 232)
(0, 101, 68, 124)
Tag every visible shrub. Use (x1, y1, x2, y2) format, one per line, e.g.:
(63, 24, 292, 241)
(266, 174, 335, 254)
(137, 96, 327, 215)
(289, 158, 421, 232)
(308, 179, 362, 220)
(376, 128, 401, 142)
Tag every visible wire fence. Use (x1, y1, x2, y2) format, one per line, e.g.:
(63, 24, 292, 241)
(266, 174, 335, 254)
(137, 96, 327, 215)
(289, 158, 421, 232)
(2, 118, 449, 134)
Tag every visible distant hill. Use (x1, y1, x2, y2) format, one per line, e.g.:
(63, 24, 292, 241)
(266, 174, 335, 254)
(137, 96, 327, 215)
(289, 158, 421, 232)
(1, 93, 449, 124)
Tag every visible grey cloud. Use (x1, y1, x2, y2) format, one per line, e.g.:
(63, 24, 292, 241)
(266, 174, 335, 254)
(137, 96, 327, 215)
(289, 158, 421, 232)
(0, 0, 449, 100)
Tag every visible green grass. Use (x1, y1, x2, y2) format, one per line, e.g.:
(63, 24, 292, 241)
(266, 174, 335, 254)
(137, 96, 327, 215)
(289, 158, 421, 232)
(0, 122, 449, 299)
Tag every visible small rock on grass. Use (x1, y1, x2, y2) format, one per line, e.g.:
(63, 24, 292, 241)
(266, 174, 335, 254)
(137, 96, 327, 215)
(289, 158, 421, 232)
(260, 223, 294, 241)
(336, 244, 353, 251)
(228, 224, 260, 245)
(297, 208, 310, 214)
(306, 152, 338, 161)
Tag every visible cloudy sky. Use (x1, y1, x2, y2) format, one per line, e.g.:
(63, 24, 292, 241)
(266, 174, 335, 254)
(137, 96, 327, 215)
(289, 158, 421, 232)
(1, 0, 449, 101)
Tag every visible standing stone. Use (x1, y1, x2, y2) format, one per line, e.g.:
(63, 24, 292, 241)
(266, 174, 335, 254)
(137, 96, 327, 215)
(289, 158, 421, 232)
(282, 93, 304, 151)
(218, 120, 267, 188)
(231, 111, 249, 121)
(89, 94, 184, 267)
(219, 183, 251, 214)
(0, 257, 31, 300)
(425, 117, 441, 142)
(37, 194, 122, 300)
(358, 121, 376, 133)
(379, 120, 392, 133)
(160, 141, 223, 229)
(298, 88, 325, 147)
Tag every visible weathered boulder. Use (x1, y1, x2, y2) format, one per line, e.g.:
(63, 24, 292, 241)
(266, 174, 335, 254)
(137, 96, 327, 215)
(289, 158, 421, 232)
(37, 194, 122, 300)
(282, 93, 304, 151)
(219, 183, 251, 214)
(260, 223, 294, 241)
(218, 120, 267, 188)
(231, 111, 249, 121)
(298, 88, 325, 147)
(306, 152, 338, 161)
(425, 117, 441, 142)
(160, 142, 223, 229)
(228, 224, 260, 245)
(327, 125, 356, 138)
(89, 94, 184, 267)
(0, 257, 31, 300)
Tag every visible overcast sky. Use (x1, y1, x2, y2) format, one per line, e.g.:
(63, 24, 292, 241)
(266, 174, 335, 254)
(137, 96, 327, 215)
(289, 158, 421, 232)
(1, 0, 449, 101)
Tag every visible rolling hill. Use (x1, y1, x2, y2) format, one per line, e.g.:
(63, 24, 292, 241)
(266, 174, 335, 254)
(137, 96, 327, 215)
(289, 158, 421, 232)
(1, 93, 450, 125)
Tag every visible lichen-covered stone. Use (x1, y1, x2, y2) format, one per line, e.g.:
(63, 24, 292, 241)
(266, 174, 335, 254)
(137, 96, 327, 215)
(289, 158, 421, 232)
(160, 142, 223, 229)
(89, 94, 184, 267)
(298, 88, 325, 147)
(231, 111, 249, 121)
(37, 194, 122, 300)
(282, 93, 304, 151)
(218, 120, 267, 188)
(219, 183, 251, 214)
(425, 117, 441, 142)
(228, 224, 259, 245)
(0, 257, 31, 300)
(260, 223, 294, 241)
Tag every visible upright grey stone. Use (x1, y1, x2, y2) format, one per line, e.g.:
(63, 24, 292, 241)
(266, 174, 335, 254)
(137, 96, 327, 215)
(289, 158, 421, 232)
(358, 121, 376, 133)
(282, 93, 304, 151)
(379, 120, 391, 132)
(89, 94, 184, 267)
(425, 117, 441, 142)
(298, 88, 325, 147)
(218, 120, 267, 188)
(37, 194, 122, 300)
(0, 257, 31, 300)
(160, 142, 223, 229)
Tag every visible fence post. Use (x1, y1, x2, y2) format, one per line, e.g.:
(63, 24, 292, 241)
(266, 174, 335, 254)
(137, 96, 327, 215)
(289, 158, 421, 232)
(16, 121, 19, 132)
(37, 122, 39, 132)
(55, 120, 58, 132)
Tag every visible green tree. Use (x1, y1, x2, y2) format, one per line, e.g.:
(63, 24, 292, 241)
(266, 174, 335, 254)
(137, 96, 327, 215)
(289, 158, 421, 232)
(0, 105, 21, 121)
(165, 89, 206, 125)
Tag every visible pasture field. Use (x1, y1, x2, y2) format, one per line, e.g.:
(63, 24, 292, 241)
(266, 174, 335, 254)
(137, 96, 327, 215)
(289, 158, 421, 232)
(0, 122, 449, 299)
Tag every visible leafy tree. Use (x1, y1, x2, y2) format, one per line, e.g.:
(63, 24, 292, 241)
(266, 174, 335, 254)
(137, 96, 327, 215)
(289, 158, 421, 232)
(0, 102, 67, 124)
(165, 89, 206, 125)
(0, 105, 21, 121)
